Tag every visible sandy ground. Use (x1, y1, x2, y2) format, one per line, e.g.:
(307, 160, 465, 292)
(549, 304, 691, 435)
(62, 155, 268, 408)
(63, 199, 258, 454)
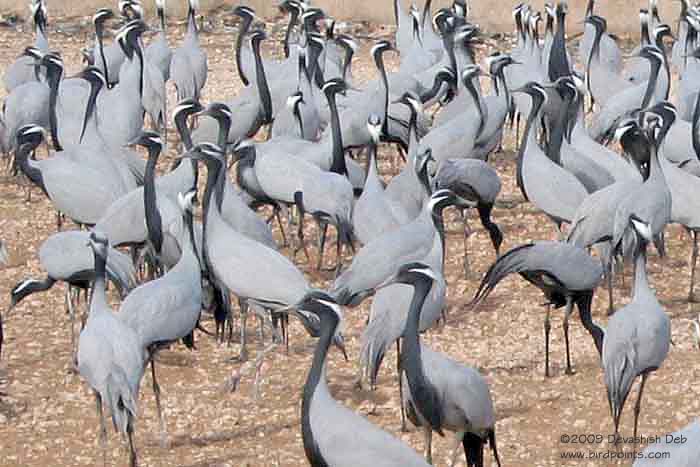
(0, 9, 699, 467)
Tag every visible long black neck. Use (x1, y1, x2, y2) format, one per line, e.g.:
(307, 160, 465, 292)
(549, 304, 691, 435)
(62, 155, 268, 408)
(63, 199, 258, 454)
(201, 157, 222, 272)
(96, 26, 111, 87)
(157, 6, 167, 34)
(549, 9, 570, 81)
(15, 142, 47, 196)
(546, 92, 572, 165)
(575, 292, 604, 357)
(252, 39, 272, 125)
(420, 73, 449, 103)
(430, 205, 448, 268)
(183, 203, 200, 269)
(585, 21, 604, 99)
(47, 71, 63, 151)
(215, 116, 231, 151)
(640, 57, 662, 110)
(401, 278, 443, 434)
(174, 112, 198, 183)
(215, 154, 227, 212)
(326, 90, 347, 176)
(374, 51, 390, 136)
(144, 145, 163, 255)
(301, 311, 337, 467)
(284, 9, 299, 59)
(516, 94, 544, 201)
(294, 102, 305, 138)
(80, 80, 103, 142)
(464, 77, 485, 138)
(236, 15, 253, 86)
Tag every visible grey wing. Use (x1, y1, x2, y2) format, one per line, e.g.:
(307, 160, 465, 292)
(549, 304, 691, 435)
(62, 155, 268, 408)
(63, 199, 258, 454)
(312, 392, 430, 467)
(634, 420, 700, 467)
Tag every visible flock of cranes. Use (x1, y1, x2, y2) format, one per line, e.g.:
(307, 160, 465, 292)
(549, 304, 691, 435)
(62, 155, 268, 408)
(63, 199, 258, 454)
(1, 0, 700, 466)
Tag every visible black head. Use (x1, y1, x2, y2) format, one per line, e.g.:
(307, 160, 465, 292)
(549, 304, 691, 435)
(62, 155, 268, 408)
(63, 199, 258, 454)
(653, 24, 674, 42)
(556, 1, 568, 16)
(287, 91, 305, 112)
(88, 230, 110, 260)
(335, 34, 358, 54)
(370, 40, 394, 61)
(78, 65, 107, 88)
(435, 66, 457, 86)
(118, 0, 144, 20)
(201, 102, 233, 123)
(433, 8, 454, 34)
(249, 29, 267, 48)
(233, 5, 255, 20)
(8, 278, 43, 310)
(128, 131, 163, 152)
(549, 75, 578, 100)
(185, 142, 226, 166)
(177, 189, 197, 215)
(395, 91, 423, 113)
(486, 54, 518, 76)
(16, 124, 45, 149)
(93, 8, 115, 27)
(379, 262, 438, 289)
(173, 98, 204, 123)
(512, 81, 548, 101)
(637, 45, 664, 66)
(428, 188, 458, 213)
(321, 78, 348, 98)
(30, 0, 48, 30)
(40, 52, 63, 78)
(20, 45, 43, 61)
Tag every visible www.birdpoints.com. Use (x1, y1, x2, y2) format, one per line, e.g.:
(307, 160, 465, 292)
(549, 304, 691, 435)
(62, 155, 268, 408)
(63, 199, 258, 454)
(558, 432, 687, 461)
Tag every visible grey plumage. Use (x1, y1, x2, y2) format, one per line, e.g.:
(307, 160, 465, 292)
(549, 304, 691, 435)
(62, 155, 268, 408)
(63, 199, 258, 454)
(170, 0, 207, 101)
(3, 0, 49, 92)
(603, 225, 670, 443)
(472, 241, 604, 375)
(118, 188, 202, 447)
(77, 231, 144, 467)
(293, 292, 431, 467)
(634, 419, 700, 467)
(331, 190, 457, 307)
(378, 263, 500, 467)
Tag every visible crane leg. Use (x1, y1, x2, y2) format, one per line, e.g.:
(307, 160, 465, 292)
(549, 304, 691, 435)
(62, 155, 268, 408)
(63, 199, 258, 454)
(127, 417, 137, 467)
(274, 206, 288, 248)
(94, 391, 108, 467)
(334, 228, 343, 278)
(461, 208, 472, 278)
(296, 212, 311, 264)
(423, 426, 433, 464)
(397, 340, 407, 432)
(544, 304, 552, 378)
(563, 296, 574, 375)
(633, 373, 649, 453)
(150, 358, 169, 448)
(316, 222, 328, 271)
(448, 431, 466, 467)
(607, 259, 615, 316)
(66, 286, 78, 371)
(689, 231, 698, 302)
(239, 300, 249, 362)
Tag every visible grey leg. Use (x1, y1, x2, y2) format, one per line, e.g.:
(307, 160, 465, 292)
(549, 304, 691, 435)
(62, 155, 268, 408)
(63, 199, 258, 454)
(317, 222, 328, 271)
(633, 373, 649, 453)
(127, 418, 138, 467)
(449, 431, 466, 467)
(424, 426, 433, 464)
(563, 296, 574, 375)
(689, 231, 698, 302)
(461, 209, 472, 278)
(544, 304, 551, 378)
(397, 340, 407, 432)
(239, 300, 249, 362)
(95, 391, 108, 467)
(151, 358, 169, 448)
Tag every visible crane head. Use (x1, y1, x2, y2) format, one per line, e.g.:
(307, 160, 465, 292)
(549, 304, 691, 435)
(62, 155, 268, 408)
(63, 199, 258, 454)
(377, 262, 438, 291)
(87, 231, 110, 260)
